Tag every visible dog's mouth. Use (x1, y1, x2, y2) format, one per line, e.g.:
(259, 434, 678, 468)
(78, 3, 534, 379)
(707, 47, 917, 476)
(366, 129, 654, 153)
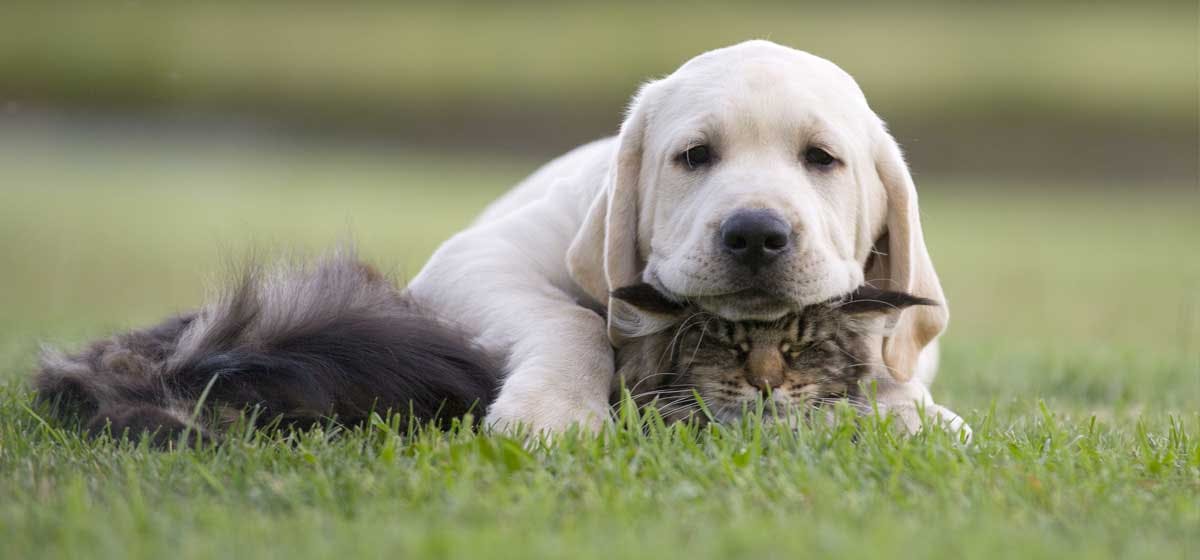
(645, 254, 864, 321)
(643, 271, 799, 321)
(690, 289, 796, 321)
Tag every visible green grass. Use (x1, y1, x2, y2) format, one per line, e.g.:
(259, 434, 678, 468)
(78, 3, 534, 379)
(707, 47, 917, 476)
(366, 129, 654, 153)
(0, 134, 1197, 559)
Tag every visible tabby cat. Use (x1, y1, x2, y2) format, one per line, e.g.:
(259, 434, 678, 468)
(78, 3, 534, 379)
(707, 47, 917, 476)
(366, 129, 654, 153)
(610, 283, 935, 424)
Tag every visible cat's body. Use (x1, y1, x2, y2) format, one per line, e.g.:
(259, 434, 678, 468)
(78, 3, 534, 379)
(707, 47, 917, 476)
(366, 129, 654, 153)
(611, 283, 935, 424)
(35, 251, 500, 446)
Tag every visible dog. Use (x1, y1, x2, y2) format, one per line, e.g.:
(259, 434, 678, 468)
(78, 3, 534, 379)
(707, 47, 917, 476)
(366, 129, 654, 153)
(408, 40, 969, 435)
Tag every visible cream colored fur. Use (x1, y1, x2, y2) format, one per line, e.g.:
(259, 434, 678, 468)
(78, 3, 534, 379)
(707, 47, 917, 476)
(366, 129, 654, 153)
(409, 40, 969, 437)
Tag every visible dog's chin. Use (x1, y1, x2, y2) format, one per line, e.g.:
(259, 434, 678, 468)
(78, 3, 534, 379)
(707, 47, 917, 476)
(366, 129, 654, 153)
(691, 289, 797, 321)
(647, 255, 862, 320)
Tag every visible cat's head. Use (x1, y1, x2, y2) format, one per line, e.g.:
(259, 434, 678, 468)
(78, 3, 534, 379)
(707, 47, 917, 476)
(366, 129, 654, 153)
(610, 283, 936, 424)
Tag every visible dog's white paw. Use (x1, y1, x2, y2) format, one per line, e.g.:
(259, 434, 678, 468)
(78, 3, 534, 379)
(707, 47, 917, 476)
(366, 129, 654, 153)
(485, 386, 609, 436)
(885, 402, 973, 442)
(927, 404, 972, 442)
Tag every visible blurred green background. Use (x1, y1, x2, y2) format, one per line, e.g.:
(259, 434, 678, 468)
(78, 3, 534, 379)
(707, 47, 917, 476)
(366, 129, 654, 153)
(0, 4, 1197, 559)
(0, 1, 1196, 415)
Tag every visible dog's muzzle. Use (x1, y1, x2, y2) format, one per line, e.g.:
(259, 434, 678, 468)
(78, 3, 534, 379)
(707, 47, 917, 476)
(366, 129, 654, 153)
(719, 209, 792, 273)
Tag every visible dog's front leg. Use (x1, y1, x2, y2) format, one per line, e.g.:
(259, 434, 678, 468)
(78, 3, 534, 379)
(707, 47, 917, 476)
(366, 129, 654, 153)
(409, 206, 616, 435)
(484, 303, 614, 434)
(437, 285, 613, 435)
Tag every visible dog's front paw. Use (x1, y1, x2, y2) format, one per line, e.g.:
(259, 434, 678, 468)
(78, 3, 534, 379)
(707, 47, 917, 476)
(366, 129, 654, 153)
(928, 404, 972, 442)
(886, 403, 972, 442)
(485, 386, 610, 436)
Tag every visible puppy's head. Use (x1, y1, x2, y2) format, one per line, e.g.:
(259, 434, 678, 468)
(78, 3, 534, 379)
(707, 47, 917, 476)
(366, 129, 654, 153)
(569, 40, 948, 381)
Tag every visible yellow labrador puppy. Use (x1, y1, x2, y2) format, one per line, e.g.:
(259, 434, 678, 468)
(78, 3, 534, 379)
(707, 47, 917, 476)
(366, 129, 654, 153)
(409, 40, 969, 437)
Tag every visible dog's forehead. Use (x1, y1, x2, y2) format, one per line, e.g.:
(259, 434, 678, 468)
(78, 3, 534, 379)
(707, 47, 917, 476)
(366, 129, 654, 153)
(650, 41, 873, 144)
(677, 40, 860, 90)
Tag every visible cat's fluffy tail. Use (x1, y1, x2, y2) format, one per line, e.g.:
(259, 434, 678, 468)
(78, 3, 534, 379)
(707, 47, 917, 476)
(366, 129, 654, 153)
(33, 249, 499, 446)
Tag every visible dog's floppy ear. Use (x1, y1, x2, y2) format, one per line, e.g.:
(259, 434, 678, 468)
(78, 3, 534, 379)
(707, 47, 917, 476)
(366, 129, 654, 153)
(567, 81, 660, 337)
(867, 123, 950, 382)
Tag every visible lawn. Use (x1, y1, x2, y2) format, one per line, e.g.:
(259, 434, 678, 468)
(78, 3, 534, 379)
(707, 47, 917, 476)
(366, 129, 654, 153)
(0, 133, 1197, 559)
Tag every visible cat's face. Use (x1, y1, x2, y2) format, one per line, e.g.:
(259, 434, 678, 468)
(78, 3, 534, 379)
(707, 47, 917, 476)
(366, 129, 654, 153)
(611, 284, 934, 424)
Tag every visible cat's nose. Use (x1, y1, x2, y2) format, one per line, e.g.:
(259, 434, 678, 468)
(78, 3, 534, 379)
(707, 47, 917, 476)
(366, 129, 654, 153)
(747, 372, 785, 393)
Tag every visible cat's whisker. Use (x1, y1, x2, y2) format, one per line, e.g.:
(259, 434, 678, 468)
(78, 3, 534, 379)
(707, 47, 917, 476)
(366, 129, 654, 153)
(626, 370, 684, 395)
(649, 314, 706, 379)
(655, 395, 702, 417)
(653, 395, 698, 411)
(660, 404, 701, 421)
(827, 341, 906, 379)
(830, 298, 902, 311)
(612, 385, 699, 413)
(631, 388, 699, 403)
(829, 362, 883, 373)
(805, 396, 871, 412)
(661, 313, 713, 356)
(644, 386, 700, 396)
(681, 321, 713, 371)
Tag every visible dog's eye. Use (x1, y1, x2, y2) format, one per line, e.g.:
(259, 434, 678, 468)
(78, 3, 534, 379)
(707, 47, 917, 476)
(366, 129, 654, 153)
(679, 145, 712, 169)
(804, 147, 836, 168)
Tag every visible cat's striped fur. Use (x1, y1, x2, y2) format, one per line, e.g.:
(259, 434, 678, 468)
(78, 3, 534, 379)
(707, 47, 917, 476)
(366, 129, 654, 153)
(612, 284, 935, 424)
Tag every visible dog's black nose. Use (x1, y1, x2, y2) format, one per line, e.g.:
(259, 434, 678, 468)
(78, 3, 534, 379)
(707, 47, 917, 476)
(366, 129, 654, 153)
(720, 210, 791, 272)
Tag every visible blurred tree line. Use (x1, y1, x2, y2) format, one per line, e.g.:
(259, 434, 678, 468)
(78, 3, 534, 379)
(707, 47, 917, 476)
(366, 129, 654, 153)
(1, 1, 1195, 182)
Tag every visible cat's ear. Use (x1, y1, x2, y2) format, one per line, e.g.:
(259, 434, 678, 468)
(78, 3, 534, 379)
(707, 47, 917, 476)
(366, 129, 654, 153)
(837, 286, 938, 336)
(840, 286, 938, 315)
(611, 283, 686, 314)
(609, 283, 688, 342)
